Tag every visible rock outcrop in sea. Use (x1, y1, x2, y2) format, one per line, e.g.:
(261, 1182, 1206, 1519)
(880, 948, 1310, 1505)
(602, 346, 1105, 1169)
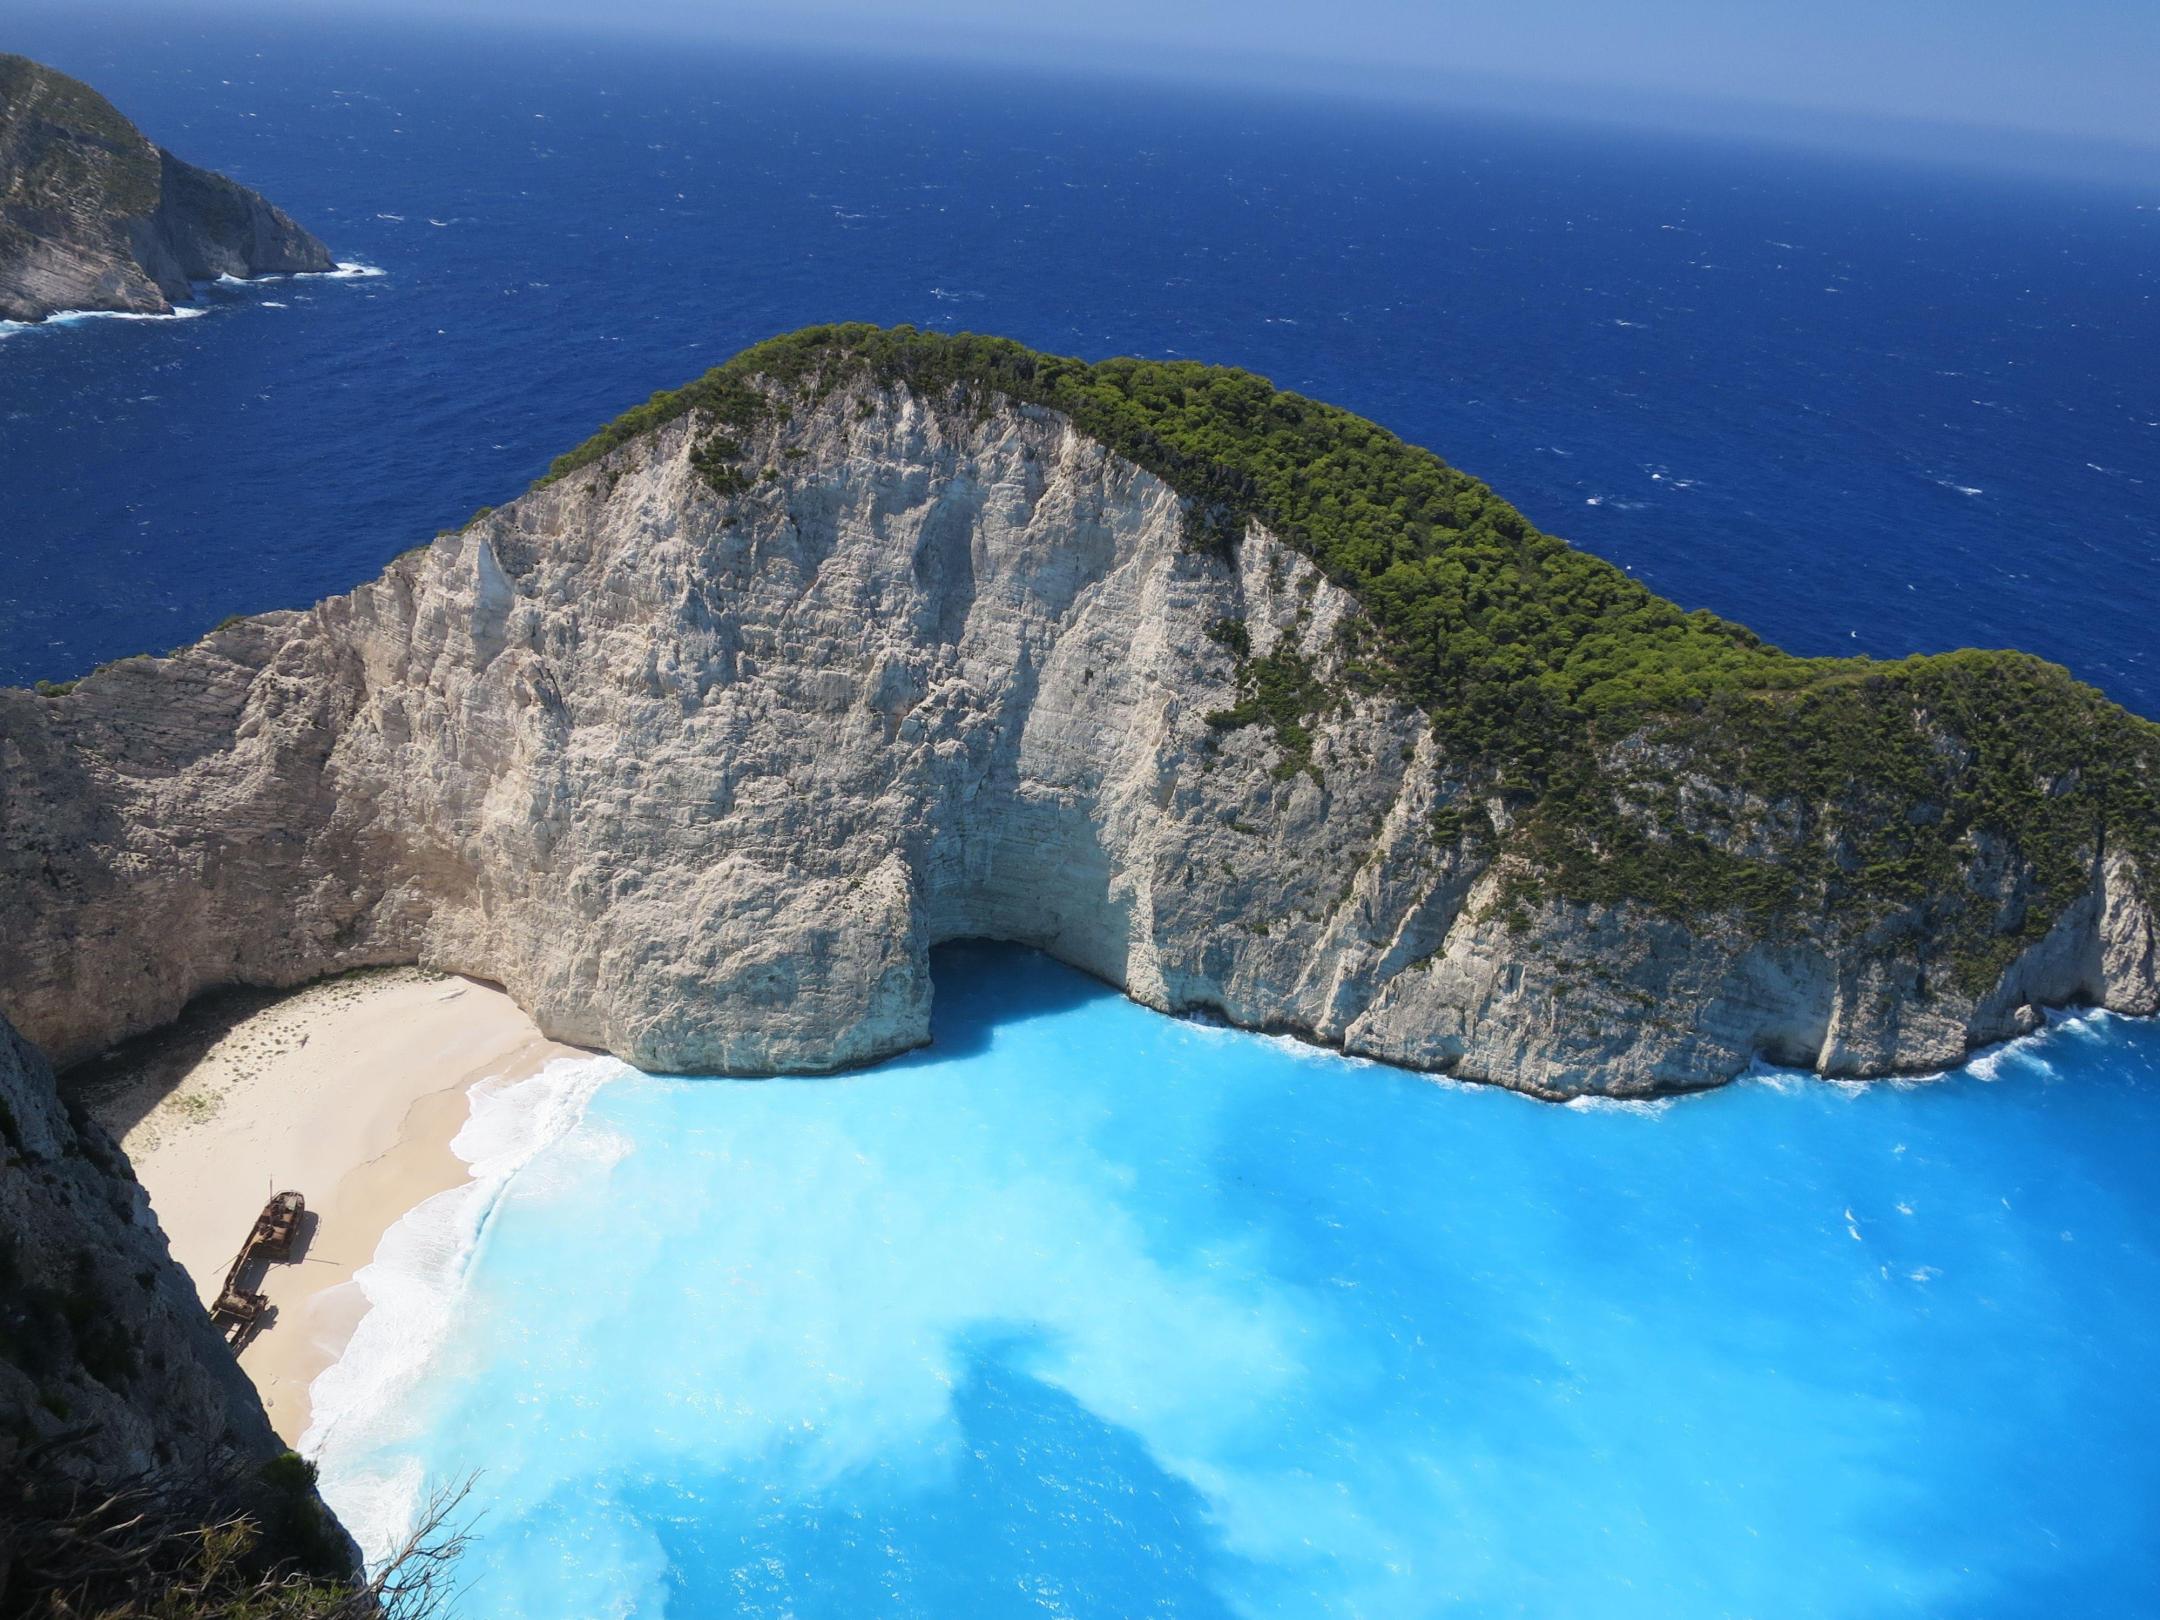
(0, 53, 332, 324)
(2, 326, 2155, 1101)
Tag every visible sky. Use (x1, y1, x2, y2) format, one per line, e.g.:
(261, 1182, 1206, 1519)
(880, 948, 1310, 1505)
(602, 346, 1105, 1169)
(316, 0, 2158, 161)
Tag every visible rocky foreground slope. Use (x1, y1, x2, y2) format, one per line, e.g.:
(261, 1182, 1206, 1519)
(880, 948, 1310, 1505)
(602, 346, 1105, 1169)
(0, 1013, 368, 1615)
(0, 1018, 278, 1486)
(0, 53, 331, 323)
(3, 326, 2156, 1099)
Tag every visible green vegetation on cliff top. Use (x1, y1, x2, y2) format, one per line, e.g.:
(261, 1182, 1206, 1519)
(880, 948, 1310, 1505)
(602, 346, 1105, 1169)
(541, 324, 2159, 970)
(0, 54, 161, 225)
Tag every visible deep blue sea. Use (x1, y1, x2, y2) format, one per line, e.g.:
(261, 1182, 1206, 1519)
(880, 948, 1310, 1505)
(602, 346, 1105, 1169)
(2, 7, 2156, 708)
(8, 10, 2160, 1616)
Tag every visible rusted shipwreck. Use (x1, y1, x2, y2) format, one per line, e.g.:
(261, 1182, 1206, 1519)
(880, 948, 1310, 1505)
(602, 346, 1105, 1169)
(209, 1189, 305, 1347)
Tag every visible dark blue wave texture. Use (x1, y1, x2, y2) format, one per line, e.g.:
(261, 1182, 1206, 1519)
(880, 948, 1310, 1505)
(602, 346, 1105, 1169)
(3, 10, 2156, 716)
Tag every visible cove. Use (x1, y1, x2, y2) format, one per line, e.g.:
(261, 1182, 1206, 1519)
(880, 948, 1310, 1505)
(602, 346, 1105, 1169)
(309, 943, 2160, 1617)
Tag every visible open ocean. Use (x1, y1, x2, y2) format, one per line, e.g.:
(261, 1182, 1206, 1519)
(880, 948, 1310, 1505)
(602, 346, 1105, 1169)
(6, 9, 2160, 1616)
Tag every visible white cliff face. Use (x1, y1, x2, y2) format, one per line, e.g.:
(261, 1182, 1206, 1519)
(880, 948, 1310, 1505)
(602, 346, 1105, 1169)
(1, 383, 2153, 1097)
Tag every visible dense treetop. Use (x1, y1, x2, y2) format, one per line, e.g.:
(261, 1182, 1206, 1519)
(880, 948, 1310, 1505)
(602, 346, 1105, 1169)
(543, 324, 1816, 754)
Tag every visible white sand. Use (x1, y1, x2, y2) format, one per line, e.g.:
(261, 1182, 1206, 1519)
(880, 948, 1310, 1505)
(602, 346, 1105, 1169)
(80, 968, 577, 1443)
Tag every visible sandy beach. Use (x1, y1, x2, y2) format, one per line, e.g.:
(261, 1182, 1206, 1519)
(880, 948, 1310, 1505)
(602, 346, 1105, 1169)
(71, 967, 578, 1443)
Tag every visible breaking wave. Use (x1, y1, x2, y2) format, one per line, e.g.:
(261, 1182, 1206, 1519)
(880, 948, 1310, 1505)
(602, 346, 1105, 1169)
(0, 305, 209, 339)
(303, 1054, 627, 1563)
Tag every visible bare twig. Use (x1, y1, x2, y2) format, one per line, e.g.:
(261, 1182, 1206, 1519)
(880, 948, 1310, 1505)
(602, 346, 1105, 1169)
(0, 1461, 481, 1619)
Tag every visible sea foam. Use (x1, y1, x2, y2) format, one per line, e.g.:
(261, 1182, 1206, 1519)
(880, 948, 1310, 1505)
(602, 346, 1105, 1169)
(1, 262, 382, 342)
(0, 305, 209, 339)
(305, 1053, 627, 1562)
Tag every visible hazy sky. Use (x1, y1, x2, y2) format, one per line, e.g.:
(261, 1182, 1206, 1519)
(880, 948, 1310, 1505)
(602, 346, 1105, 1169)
(33, 0, 2151, 182)
(341, 0, 2156, 156)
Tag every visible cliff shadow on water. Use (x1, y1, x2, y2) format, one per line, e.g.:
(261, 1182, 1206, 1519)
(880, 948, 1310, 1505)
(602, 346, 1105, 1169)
(912, 942, 1125, 1065)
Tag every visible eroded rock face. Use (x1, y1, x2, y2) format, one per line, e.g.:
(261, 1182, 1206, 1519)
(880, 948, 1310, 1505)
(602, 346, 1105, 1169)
(1, 385, 2153, 1097)
(0, 54, 332, 324)
(0, 1011, 279, 1485)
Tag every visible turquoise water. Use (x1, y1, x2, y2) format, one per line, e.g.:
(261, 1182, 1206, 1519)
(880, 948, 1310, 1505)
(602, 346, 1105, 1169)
(310, 945, 2160, 1617)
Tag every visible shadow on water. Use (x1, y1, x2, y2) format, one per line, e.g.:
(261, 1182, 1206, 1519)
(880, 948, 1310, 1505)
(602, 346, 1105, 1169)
(911, 941, 1122, 1067)
(609, 1326, 1250, 1619)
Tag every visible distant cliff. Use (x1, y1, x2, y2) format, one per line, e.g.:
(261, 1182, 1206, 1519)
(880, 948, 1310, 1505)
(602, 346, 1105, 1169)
(0, 326, 2154, 1099)
(0, 54, 332, 324)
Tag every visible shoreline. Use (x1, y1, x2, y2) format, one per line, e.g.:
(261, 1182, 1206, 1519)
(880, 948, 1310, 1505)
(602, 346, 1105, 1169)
(1, 263, 384, 336)
(56, 956, 2143, 1453)
(73, 967, 576, 1443)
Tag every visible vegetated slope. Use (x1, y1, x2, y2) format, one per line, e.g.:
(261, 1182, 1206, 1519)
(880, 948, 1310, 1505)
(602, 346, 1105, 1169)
(0, 53, 332, 323)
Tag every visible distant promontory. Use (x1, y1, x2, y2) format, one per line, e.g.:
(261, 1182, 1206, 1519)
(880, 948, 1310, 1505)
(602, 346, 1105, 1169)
(0, 53, 333, 324)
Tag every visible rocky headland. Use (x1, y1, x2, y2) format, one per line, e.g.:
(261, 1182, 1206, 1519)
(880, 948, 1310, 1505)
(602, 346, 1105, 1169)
(0, 53, 332, 324)
(2, 323, 2152, 1600)
(3, 324, 2153, 1104)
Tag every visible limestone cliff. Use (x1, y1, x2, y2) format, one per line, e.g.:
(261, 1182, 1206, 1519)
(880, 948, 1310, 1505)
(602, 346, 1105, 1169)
(1, 327, 2154, 1098)
(0, 54, 332, 324)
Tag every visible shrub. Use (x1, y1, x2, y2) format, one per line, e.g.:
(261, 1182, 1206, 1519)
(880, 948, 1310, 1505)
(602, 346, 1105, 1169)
(0, 1465, 475, 1618)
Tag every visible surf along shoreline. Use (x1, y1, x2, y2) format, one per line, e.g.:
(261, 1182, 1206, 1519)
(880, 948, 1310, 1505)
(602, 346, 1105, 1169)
(68, 964, 579, 1443)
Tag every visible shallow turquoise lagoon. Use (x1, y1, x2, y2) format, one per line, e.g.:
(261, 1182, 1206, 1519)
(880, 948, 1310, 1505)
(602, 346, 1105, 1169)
(311, 945, 2160, 1618)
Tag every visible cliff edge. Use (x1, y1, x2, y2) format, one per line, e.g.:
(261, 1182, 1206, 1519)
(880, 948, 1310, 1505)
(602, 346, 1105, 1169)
(0, 54, 332, 324)
(1, 326, 2154, 1098)
(0, 1013, 281, 1488)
